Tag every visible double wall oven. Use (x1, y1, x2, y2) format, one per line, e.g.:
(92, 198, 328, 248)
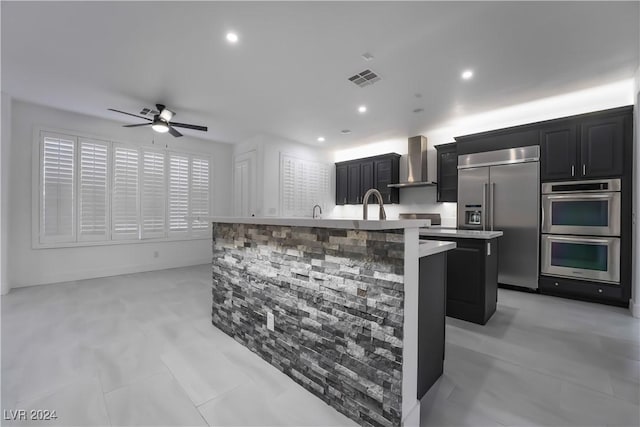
(541, 179, 621, 284)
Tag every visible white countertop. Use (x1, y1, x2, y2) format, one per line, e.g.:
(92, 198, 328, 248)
(204, 217, 431, 230)
(419, 228, 503, 240)
(419, 240, 456, 257)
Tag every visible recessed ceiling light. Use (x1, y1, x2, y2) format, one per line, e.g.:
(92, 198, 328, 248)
(361, 52, 374, 61)
(358, 105, 367, 113)
(461, 69, 474, 80)
(340, 129, 352, 135)
(226, 32, 239, 43)
(317, 136, 325, 142)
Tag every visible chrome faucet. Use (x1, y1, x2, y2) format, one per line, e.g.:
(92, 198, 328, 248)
(312, 204, 322, 219)
(362, 189, 386, 220)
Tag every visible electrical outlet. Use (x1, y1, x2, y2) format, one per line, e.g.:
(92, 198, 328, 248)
(267, 312, 275, 331)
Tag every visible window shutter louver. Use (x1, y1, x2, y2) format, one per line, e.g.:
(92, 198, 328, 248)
(112, 145, 140, 239)
(141, 150, 166, 238)
(40, 133, 76, 243)
(169, 154, 189, 233)
(78, 139, 109, 241)
(190, 157, 210, 233)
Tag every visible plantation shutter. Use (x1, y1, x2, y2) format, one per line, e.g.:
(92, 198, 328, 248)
(169, 154, 189, 233)
(78, 138, 109, 241)
(112, 145, 139, 239)
(280, 154, 329, 217)
(40, 132, 76, 243)
(141, 150, 166, 238)
(190, 156, 210, 234)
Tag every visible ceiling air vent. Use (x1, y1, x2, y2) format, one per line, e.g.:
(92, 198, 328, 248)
(139, 107, 160, 116)
(348, 69, 382, 88)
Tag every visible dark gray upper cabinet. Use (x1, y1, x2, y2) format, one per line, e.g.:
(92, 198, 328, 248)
(335, 164, 348, 205)
(540, 124, 578, 180)
(435, 143, 457, 202)
(335, 153, 400, 205)
(539, 110, 629, 181)
(347, 163, 362, 204)
(580, 116, 625, 178)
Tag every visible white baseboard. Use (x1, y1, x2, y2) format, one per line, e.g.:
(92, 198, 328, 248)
(9, 258, 211, 289)
(630, 298, 640, 318)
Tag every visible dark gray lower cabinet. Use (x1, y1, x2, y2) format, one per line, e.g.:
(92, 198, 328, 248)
(421, 236, 498, 325)
(417, 252, 446, 400)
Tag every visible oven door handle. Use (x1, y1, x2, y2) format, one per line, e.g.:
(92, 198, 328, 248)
(547, 235, 615, 244)
(544, 194, 615, 200)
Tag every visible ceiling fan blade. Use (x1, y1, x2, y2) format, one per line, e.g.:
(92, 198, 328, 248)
(170, 122, 208, 132)
(108, 108, 152, 121)
(123, 123, 152, 128)
(168, 126, 183, 138)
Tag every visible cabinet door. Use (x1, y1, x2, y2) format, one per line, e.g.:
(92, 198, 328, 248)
(373, 158, 398, 204)
(580, 116, 624, 178)
(335, 164, 348, 205)
(540, 125, 577, 181)
(361, 160, 374, 203)
(436, 146, 457, 202)
(447, 245, 483, 306)
(347, 163, 362, 204)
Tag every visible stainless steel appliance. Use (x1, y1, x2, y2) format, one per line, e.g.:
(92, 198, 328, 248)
(541, 179, 621, 236)
(540, 178, 622, 284)
(457, 146, 540, 289)
(541, 235, 620, 283)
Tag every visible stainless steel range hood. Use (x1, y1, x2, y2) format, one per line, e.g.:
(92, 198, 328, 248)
(388, 135, 436, 188)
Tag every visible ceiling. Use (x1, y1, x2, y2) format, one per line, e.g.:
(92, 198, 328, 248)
(2, 1, 638, 147)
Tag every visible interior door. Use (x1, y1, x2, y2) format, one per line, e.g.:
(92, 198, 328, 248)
(490, 161, 539, 288)
(233, 151, 256, 217)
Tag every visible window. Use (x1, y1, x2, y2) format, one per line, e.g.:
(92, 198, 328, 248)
(40, 132, 76, 243)
(78, 138, 109, 241)
(141, 150, 166, 238)
(280, 154, 330, 217)
(112, 145, 139, 240)
(35, 129, 212, 247)
(169, 154, 189, 233)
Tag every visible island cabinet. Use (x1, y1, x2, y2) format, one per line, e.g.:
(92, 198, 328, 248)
(435, 143, 457, 202)
(540, 107, 631, 181)
(420, 235, 498, 325)
(335, 153, 400, 205)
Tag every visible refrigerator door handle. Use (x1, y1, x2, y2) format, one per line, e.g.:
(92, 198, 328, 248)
(491, 182, 496, 231)
(482, 183, 488, 231)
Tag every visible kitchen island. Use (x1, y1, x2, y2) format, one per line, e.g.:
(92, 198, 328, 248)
(209, 217, 455, 427)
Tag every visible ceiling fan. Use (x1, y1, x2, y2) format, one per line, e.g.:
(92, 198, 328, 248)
(108, 104, 208, 137)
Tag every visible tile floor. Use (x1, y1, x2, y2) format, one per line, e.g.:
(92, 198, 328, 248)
(1, 264, 639, 426)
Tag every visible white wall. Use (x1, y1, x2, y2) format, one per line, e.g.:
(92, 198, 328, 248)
(632, 66, 640, 318)
(1, 93, 11, 295)
(7, 100, 233, 289)
(330, 79, 636, 227)
(234, 134, 333, 217)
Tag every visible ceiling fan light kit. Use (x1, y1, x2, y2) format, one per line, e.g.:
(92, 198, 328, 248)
(108, 103, 208, 138)
(151, 119, 170, 133)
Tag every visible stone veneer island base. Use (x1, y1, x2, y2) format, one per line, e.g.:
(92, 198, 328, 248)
(209, 218, 455, 427)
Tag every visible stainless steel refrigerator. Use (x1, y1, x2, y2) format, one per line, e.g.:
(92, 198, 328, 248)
(457, 146, 540, 289)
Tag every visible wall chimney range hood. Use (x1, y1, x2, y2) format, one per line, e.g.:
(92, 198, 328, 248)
(388, 135, 437, 188)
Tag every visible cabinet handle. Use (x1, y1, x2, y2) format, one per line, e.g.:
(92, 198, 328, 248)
(598, 288, 603, 293)
(571, 165, 575, 176)
(554, 282, 559, 287)
(582, 164, 586, 175)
